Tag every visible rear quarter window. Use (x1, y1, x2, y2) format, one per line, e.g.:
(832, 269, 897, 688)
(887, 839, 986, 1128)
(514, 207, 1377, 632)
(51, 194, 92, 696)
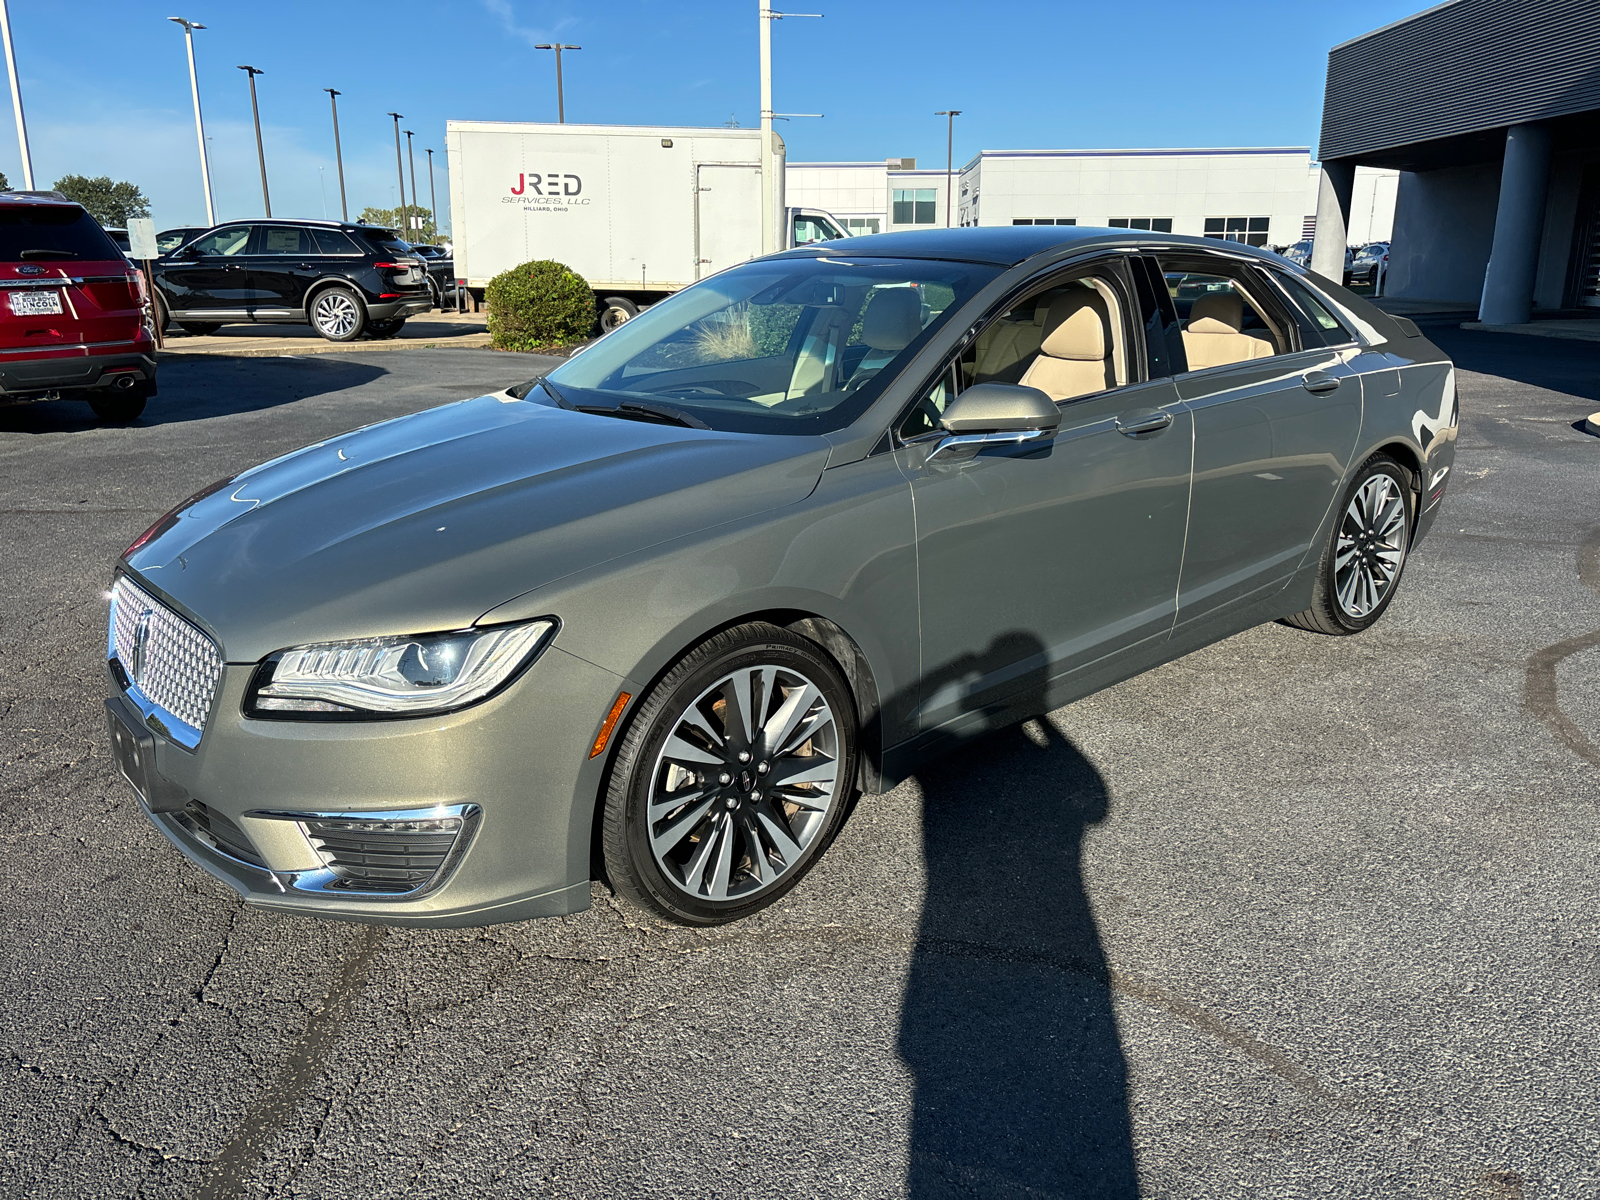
(358, 230, 411, 256)
(0, 205, 122, 262)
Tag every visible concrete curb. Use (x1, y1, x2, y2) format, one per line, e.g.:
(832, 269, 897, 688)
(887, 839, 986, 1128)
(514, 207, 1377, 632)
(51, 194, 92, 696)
(1585, 412, 1600, 437)
(158, 334, 496, 359)
(1461, 320, 1600, 343)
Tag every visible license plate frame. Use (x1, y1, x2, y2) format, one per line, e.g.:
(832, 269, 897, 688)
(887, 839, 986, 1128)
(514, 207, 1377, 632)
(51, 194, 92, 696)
(105, 699, 155, 808)
(9, 289, 63, 316)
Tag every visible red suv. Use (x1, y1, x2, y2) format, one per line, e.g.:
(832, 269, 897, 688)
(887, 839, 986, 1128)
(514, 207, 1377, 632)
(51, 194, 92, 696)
(0, 193, 156, 421)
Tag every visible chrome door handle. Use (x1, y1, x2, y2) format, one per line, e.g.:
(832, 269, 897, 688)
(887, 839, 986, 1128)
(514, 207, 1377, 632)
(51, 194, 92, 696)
(1301, 370, 1341, 394)
(1115, 410, 1174, 437)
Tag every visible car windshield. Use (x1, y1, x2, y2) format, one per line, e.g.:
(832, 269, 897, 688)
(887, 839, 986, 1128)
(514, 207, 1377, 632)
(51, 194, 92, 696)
(0, 204, 122, 262)
(545, 255, 1000, 435)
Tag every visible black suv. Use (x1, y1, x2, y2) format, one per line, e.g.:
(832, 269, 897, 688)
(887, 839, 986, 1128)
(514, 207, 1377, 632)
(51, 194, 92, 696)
(151, 220, 432, 341)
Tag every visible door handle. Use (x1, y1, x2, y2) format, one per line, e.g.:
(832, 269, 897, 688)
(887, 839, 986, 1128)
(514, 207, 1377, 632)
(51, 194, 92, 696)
(1301, 370, 1341, 394)
(1115, 410, 1174, 437)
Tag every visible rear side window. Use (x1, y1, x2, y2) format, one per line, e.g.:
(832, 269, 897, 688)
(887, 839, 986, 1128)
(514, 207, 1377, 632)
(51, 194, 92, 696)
(1274, 272, 1355, 346)
(257, 226, 314, 255)
(359, 229, 411, 256)
(312, 229, 361, 255)
(0, 204, 122, 262)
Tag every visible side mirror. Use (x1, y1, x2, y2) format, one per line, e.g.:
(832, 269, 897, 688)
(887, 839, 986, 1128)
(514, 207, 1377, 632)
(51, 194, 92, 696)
(930, 383, 1060, 462)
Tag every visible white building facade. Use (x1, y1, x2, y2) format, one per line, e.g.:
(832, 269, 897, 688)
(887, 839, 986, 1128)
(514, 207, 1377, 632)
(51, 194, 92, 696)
(789, 150, 1398, 249)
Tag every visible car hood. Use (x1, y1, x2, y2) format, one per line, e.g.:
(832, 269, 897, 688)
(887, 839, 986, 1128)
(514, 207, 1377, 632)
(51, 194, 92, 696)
(126, 393, 830, 661)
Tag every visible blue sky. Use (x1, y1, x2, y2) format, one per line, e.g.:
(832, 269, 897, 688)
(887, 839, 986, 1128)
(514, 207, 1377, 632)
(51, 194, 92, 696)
(5, 0, 1428, 231)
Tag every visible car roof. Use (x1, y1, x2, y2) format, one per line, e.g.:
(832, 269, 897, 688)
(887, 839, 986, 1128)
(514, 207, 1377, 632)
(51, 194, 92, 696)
(200, 218, 393, 233)
(788, 225, 1294, 269)
(0, 190, 82, 209)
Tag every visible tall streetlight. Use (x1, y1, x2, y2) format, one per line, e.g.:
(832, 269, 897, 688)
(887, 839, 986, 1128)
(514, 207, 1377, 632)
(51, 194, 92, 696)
(324, 88, 348, 221)
(758, 6, 822, 254)
(935, 110, 961, 227)
(0, 0, 34, 189)
(424, 148, 440, 240)
(386, 112, 406, 230)
(404, 129, 420, 240)
(533, 44, 580, 123)
(238, 65, 270, 216)
(168, 17, 215, 226)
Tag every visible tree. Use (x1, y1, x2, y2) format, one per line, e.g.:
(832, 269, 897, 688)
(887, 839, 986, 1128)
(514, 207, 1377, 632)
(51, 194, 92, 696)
(52, 175, 150, 227)
(0, 171, 10, 192)
(357, 203, 439, 243)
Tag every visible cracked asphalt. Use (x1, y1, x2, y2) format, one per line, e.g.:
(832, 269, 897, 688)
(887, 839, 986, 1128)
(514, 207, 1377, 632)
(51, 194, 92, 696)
(2, 326, 1597, 1199)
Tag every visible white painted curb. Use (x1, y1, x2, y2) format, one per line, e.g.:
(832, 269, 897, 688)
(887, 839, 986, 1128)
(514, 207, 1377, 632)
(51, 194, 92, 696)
(1586, 412, 1600, 436)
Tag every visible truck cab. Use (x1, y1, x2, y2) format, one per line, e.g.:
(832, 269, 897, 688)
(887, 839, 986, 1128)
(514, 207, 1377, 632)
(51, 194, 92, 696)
(788, 208, 849, 246)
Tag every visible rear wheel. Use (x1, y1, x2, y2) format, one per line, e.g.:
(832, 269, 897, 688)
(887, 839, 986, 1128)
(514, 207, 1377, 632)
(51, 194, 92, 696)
(88, 392, 147, 422)
(602, 623, 857, 925)
(1283, 453, 1413, 635)
(599, 296, 639, 333)
(366, 318, 406, 340)
(310, 285, 366, 342)
(178, 321, 220, 336)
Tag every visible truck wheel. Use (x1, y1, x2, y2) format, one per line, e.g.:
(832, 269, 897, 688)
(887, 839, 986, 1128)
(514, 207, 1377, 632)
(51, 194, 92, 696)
(600, 296, 639, 333)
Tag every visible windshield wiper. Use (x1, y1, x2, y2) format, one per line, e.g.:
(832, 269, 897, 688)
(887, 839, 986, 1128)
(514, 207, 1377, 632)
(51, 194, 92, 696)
(576, 401, 710, 430)
(20, 249, 79, 260)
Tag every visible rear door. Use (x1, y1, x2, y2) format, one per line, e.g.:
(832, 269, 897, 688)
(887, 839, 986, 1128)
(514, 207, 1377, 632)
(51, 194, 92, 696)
(248, 224, 320, 316)
(695, 164, 762, 280)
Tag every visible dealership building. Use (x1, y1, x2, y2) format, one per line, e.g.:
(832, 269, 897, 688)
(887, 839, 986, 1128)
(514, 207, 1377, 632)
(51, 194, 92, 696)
(789, 150, 1396, 247)
(1314, 0, 1600, 320)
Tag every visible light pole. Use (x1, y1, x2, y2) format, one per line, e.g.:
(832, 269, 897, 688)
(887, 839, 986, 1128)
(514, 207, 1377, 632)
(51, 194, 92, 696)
(935, 109, 961, 227)
(404, 129, 420, 240)
(238, 65, 270, 216)
(424, 148, 440, 240)
(387, 112, 406, 230)
(533, 43, 580, 123)
(758, 6, 822, 254)
(168, 17, 215, 226)
(0, 0, 33, 189)
(324, 88, 347, 221)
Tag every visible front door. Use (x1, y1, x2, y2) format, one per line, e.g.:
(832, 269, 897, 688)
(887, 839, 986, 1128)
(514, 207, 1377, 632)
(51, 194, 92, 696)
(695, 164, 763, 280)
(903, 262, 1192, 736)
(159, 225, 255, 315)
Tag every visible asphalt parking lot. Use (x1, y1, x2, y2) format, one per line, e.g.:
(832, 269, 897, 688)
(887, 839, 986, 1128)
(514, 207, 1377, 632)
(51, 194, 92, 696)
(3, 325, 1598, 1199)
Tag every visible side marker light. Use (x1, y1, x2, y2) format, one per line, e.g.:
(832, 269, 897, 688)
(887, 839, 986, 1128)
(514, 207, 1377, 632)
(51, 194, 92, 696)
(589, 692, 632, 759)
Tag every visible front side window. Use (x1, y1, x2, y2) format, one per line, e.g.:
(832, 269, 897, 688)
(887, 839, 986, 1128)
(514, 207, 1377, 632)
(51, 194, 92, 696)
(1109, 217, 1173, 233)
(793, 216, 844, 244)
(892, 188, 937, 225)
(189, 226, 252, 257)
(546, 256, 1000, 435)
(1203, 216, 1271, 247)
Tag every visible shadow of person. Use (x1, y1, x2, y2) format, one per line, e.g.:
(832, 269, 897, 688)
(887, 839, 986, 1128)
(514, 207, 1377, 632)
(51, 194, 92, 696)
(895, 632, 1138, 1198)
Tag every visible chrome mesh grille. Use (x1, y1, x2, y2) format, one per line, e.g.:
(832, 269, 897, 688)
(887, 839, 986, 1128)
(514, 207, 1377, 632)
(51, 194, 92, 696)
(111, 576, 223, 733)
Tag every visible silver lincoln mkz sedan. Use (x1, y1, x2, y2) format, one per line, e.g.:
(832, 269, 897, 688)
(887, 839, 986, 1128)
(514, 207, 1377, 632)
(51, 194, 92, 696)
(105, 227, 1457, 927)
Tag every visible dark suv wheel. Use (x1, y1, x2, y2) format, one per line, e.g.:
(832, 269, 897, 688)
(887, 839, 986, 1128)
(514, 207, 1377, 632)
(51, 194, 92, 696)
(311, 285, 366, 342)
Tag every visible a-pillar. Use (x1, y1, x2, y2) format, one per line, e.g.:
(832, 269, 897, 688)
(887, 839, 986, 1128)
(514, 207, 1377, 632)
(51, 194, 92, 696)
(1479, 122, 1553, 325)
(1310, 160, 1356, 281)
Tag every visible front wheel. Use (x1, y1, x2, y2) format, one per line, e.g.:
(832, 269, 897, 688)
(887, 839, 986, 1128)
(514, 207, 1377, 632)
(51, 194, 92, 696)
(310, 285, 366, 342)
(1283, 454, 1413, 635)
(601, 623, 857, 925)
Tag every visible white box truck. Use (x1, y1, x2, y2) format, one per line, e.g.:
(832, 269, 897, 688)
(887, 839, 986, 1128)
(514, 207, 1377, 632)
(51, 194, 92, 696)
(446, 120, 850, 330)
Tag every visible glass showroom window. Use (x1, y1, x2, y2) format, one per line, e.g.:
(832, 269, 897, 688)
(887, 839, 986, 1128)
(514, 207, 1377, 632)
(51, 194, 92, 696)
(892, 188, 938, 225)
(1109, 217, 1173, 233)
(1204, 216, 1271, 247)
(846, 217, 881, 235)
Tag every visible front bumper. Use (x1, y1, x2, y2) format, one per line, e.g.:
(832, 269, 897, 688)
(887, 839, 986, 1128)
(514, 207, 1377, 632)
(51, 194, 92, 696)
(0, 349, 157, 405)
(106, 641, 630, 927)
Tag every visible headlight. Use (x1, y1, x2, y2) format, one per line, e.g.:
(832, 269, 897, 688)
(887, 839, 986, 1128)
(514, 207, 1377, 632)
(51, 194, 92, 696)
(245, 619, 556, 719)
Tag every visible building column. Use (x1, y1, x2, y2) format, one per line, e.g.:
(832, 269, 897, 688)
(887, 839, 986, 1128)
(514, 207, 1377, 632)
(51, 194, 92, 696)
(1478, 122, 1553, 325)
(1310, 160, 1356, 280)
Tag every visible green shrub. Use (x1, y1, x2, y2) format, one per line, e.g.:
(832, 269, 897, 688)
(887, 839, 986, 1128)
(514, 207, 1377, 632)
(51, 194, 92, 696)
(485, 260, 594, 350)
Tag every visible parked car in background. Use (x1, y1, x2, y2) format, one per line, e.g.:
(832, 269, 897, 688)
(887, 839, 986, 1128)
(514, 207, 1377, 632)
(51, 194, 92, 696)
(150, 219, 432, 341)
(409, 242, 455, 308)
(156, 226, 211, 257)
(1281, 240, 1313, 267)
(106, 226, 1458, 928)
(103, 228, 132, 258)
(0, 193, 155, 421)
(1352, 242, 1389, 288)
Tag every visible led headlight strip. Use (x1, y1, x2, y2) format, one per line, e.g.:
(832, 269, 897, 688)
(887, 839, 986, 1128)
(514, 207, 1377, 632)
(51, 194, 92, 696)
(247, 619, 555, 718)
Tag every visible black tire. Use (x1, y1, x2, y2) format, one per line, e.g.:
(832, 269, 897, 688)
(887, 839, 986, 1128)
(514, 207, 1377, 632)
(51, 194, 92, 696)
(366, 318, 406, 340)
(152, 293, 170, 333)
(309, 285, 366, 342)
(178, 321, 220, 336)
(601, 622, 858, 925)
(88, 391, 147, 422)
(1283, 453, 1413, 635)
(599, 296, 639, 333)
(425, 276, 442, 310)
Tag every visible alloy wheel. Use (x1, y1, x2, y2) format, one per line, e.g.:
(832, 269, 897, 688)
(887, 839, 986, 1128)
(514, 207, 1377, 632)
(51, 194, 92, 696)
(314, 292, 359, 339)
(646, 664, 841, 903)
(1334, 473, 1407, 618)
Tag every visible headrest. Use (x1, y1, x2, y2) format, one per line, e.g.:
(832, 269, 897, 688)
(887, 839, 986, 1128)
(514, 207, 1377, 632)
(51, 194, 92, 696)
(1188, 292, 1244, 334)
(860, 288, 923, 351)
(1039, 292, 1108, 361)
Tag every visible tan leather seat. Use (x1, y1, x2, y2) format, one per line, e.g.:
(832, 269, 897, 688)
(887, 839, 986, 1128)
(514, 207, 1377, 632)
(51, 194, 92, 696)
(1180, 293, 1276, 370)
(842, 288, 923, 392)
(1018, 291, 1116, 402)
(973, 303, 1050, 384)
